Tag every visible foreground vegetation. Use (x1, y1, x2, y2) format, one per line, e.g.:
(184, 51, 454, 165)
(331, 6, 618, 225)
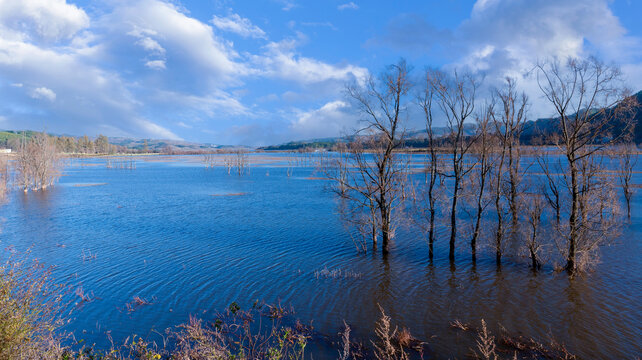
(0, 258, 579, 360)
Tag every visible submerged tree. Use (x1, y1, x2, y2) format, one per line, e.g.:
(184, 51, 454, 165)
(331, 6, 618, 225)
(491, 78, 528, 265)
(326, 60, 411, 255)
(614, 143, 637, 219)
(469, 103, 495, 263)
(535, 57, 637, 272)
(415, 69, 443, 260)
(429, 70, 479, 262)
(16, 132, 62, 192)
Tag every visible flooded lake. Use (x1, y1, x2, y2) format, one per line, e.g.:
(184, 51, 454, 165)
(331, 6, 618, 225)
(1, 154, 640, 358)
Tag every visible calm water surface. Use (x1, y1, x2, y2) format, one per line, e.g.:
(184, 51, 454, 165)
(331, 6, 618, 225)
(1, 155, 640, 359)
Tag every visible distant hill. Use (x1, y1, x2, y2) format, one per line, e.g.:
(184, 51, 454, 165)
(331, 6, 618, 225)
(520, 90, 642, 145)
(260, 124, 477, 151)
(0, 130, 229, 153)
(107, 137, 225, 153)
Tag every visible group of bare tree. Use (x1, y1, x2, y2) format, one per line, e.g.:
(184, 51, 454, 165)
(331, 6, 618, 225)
(324, 57, 638, 274)
(0, 154, 8, 202)
(224, 150, 250, 176)
(16, 132, 62, 192)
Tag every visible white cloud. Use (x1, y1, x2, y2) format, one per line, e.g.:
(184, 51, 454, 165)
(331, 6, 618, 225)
(0, 0, 89, 42)
(177, 121, 192, 129)
(256, 36, 368, 85)
(30, 86, 56, 101)
(290, 100, 357, 139)
(0, 34, 175, 139)
(135, 118, 181, 140)
(338, 2, 359, 11)
(211, 13, 267, 39)
(136, 36, 166, 55)
(276, 0, 297, 11)
(109, 0, 247, 82)
(449, 0, 642, 117)
(145, 60, 166, 70)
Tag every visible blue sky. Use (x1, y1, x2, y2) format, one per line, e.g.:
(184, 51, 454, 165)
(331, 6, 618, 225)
(1, 0, 641, 145)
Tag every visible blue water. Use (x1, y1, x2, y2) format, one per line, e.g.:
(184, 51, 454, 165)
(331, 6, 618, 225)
(1, 154, 640, 358)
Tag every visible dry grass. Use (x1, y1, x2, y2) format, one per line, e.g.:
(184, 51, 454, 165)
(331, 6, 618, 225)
(314, 266, 363, 280)
(450, 319, 472, 331)
(475, 319, 497, 360)
(124, 296, 156, 313)
(372, 305, 409, 360)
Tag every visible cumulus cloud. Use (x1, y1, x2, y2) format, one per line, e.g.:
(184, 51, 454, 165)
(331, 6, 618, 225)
(30, 86, 56, 101)
(256, 35, 368, 85)
(211, 13, 267, 39)
(0, 20, 179, 140)
(289, 100, 357, 139)
(338, 2, 359, 11)
(453, 0, 642, 116)
(0, 0, 89, 42)
(371, 0, 642, 120)
(108, 0, 247, 84)
(135, 36, 166, 55)
(145, 60, 166, 70)
(135, 118, 181, 140)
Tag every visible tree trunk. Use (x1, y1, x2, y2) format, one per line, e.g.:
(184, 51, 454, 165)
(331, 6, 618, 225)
(429, 208, 435, 260)
(449, 177, 459, 262)
(566, 159, 578, 272)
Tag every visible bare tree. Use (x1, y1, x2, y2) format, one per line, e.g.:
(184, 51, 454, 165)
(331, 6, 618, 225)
(491, 78, 528, 265)
(416, 69, 442, 260)
(326, 60, 411, 255)
(469, 103, 495, 262)
(524, 193, 544, 270)
(16, 132, 62, 192)
(0, 154, 8, 203)
(537, 153, 563, 226)
(320, 142, 350, 196)
(535, 57, 636, 272)
(615, 143, 637, 219)
(429, 70, 478, 262)
(202, 153, 216, 168)
(223, 150, 250, 175)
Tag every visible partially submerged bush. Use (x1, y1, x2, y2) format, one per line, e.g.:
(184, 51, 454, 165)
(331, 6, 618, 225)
(0, 257, 70, 359)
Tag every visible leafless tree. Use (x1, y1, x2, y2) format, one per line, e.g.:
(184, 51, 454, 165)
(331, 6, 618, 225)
(537, 153, 563, 226)
(615, 143, 637, 219)
(535, 57, 636, 272)
(416, 69, 442, 260)
(320, 143, 350, 196)
(223, 150, 250, 175)
(0, 154, 8, 203)
(16, 132, 62, 192)
(202, 153, 216, 168)
(469, 103, 495, 262)
(491, 78, 528, 265)
(524, 193, 544, 270)
(429, 70, 479, 262)
(326, 60, 411, 255)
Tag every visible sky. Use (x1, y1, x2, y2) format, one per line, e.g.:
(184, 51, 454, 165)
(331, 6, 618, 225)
(0, 0, 641, 145)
